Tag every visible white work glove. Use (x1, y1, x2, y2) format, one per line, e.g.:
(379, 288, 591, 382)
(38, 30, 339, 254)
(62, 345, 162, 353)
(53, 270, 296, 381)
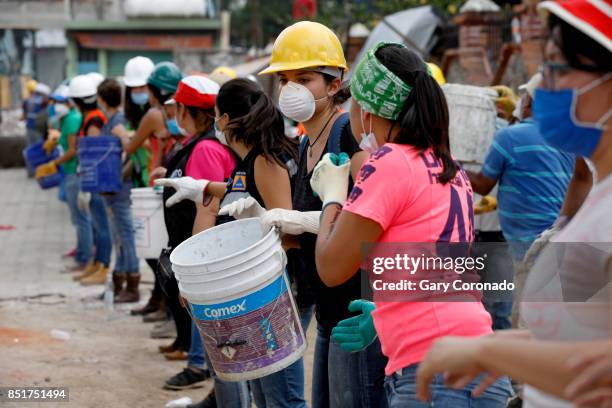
(261, 209, 321, 235)
(77, 192, 91, 212)
(155, 177, 209, 207)
(310, 152, 351, 207)
(219, 197, 266, 219)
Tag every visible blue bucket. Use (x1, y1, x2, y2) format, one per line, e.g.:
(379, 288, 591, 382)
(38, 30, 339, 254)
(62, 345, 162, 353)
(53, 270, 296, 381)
(23, 142, 59, 172)
(23, 142, 63, 189)
(78, 136, 122, 193)
(38, 168, 63, 189)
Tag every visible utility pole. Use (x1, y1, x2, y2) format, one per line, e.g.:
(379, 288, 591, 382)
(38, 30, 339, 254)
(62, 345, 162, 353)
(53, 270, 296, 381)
(250, 0, 263, 50)
(64, 0, 73, 20)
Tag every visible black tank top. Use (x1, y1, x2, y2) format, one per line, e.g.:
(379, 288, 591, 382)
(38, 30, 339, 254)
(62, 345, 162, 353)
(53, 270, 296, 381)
(291, 118, 363, 333)
(219, 145, 297, 217)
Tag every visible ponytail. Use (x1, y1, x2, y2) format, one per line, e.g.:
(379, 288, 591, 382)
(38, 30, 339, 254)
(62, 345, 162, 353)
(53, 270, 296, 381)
(217, 79, 298, 167)
(375, 45, 458, 184)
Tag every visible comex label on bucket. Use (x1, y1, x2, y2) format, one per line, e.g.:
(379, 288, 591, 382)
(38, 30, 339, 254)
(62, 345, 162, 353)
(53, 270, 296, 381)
(202, 299, 247, 319)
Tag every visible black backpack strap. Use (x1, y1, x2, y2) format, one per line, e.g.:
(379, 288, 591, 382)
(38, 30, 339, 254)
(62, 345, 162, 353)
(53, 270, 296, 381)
(298, 135, 308, 157)
(326, 112, 350, 155)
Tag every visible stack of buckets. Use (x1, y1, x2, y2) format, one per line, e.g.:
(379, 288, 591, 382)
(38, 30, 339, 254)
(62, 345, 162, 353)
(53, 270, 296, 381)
(170, 218, 306, 381)
(22, 142, 63, 189)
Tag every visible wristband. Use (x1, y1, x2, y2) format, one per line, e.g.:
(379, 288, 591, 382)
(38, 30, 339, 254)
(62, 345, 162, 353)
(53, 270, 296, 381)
(202, 183, 212, 207)
(320, 202, 343, 221)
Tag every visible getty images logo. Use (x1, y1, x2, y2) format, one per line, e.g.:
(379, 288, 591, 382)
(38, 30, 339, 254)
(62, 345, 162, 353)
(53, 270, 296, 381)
(203, 299, 247, 319)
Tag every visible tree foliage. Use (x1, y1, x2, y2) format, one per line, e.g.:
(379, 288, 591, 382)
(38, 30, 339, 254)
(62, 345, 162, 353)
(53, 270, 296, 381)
(220, 0, 463, 49)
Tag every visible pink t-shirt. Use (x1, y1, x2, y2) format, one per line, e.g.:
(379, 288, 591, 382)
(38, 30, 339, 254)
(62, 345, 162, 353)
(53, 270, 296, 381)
(185, 139, 236, 182)
(343, 143, 493, 375)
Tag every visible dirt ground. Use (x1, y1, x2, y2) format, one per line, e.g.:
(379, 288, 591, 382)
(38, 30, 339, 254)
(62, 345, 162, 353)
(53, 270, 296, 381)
(0, 168, 315, 408)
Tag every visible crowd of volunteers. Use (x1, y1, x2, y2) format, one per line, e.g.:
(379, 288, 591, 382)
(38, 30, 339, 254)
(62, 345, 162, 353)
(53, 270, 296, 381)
(23, 0, 611, 406)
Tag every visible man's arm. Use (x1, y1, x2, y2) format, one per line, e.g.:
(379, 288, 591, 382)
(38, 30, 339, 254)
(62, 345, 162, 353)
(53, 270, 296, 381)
(559, 157, 593, 218)
(466, 170, 497, 196)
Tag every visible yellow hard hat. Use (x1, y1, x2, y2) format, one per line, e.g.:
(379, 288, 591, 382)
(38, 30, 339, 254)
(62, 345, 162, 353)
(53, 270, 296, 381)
(259, 21, 348, 75)
(209, 66, 238, 86)
(427, 62, 446, 85)
(212, 66, 237, 79)
(26, 79, 38, 93)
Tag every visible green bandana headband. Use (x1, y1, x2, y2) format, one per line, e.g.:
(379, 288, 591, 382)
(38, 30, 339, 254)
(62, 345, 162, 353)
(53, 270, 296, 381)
(350, 42, 415, 120)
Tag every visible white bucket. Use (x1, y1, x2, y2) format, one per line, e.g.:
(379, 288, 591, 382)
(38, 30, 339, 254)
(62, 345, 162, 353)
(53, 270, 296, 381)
(170, 218, 306, 382)
(131, 187, 168, 259)
(443, 83, 498, 164)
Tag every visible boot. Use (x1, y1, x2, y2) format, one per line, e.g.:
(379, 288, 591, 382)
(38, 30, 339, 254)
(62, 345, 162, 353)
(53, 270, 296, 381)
(115, 274, 140, 303)
(72, 261, 100, 281)
(112, 272, 126, 297)
(143, 307, 168, 323)
(80, 265, 109, 286)
(97, 272, 125, 301)
(130, 290, 162, 315)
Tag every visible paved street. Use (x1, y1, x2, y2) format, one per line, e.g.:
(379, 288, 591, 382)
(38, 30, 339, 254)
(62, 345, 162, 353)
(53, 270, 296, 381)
(0, 168, 315, 407)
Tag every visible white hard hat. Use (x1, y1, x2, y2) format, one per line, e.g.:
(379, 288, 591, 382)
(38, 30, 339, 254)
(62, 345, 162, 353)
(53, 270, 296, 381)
(34, 83, 51, 96)
(87, 72, 105, 88)
(69, 74, 97, 98)
(51, 84, 70, 102)
(124, 56, 155, 87)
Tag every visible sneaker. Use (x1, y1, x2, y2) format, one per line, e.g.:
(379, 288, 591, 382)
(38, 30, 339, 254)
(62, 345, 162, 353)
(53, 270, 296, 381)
(143, 308, 168, 323)
(186, 392, 217, 408)
(150, 319, 176, 339)
(163, 367, 210, 390)
(62, 247, 77, 258)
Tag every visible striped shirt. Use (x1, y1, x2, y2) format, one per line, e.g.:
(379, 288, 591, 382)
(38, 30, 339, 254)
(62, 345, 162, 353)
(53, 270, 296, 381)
(482, 118, 574, 259)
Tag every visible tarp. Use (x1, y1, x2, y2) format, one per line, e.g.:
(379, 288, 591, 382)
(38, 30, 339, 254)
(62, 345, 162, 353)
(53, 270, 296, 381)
(353, 5, 441, 67)
(124, 0, 214, 17)
(229, 55, 271, 77)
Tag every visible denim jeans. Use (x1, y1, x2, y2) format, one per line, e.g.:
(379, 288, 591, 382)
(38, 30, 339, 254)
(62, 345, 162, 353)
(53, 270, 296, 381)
(188, 320, 205, 370)
(473, 237, 514, 331)
(89, 192, 112, 266)
(385, 364, 513, 408)
(64, 173, 93, 265)
(103, 183, 139, 273)
(250, 306, 314, 408)
(312, 324, 388, 408)
(201, 347, 251, 408)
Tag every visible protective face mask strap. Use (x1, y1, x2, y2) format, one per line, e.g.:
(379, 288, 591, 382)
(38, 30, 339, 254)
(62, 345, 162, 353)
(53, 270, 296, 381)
(360, 108, 372, 138)
(577, 71, 612, 96)
(571, 71, 612, 129)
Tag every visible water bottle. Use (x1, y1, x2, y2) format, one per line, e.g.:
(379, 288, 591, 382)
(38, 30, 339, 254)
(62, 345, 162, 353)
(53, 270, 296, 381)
(104, 273, 114, 312)
(512, 17, 522, 44)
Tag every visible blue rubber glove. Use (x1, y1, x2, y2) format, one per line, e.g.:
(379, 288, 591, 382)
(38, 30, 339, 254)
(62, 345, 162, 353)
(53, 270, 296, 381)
(330, 299, 377, 353)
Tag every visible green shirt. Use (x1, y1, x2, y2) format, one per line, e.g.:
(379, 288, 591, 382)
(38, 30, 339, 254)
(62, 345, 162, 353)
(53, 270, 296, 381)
(59, 108, 82, 175)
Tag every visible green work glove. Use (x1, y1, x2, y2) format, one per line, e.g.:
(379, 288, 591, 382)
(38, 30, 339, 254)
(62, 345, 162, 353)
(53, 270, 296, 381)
(330, 299, 377, 353)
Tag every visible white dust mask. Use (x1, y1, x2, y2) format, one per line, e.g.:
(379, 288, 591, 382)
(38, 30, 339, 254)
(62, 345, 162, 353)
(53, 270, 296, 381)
(278, 81, 327, 123)
(358, 109, 379, 154)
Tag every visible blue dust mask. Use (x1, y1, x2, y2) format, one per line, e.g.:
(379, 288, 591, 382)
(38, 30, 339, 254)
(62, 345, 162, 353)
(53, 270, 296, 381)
(533, 72, 612, 158)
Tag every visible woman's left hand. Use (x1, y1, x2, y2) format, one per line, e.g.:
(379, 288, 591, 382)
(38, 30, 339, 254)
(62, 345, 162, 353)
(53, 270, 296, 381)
(155, 177, 210, 207)
(310, 152, 351, 207)
(416, 336, 496, 402)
